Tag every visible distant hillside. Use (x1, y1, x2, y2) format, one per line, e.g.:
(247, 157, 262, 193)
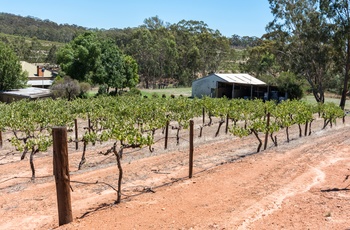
(0, 12, 88, 43)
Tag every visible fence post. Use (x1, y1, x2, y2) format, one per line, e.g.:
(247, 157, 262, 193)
(53, 127, 73, 226)
(164, 120, 169, 150)
(88, 117, 91, 134)
(264, 113, 270, 150)
(0, 129, 2, 149)
(202, 108, 205, 124)
(189, 120, 194, 178)
(225, 114, 229, 134)
(74, 119, 78, 150)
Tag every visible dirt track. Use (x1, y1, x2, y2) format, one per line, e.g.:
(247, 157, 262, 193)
(1, 117, 350, 229)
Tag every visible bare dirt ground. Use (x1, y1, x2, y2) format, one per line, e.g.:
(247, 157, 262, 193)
(1, 116, 350, 230)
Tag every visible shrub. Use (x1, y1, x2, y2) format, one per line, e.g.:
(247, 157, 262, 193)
(97, 84, 108, 96)
(152, 92, 159, 98)
(128, 88, 142, 96)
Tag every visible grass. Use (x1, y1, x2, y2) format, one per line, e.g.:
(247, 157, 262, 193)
(140, 87, 192, 98)
(87, 87, 350, 110)
(85, 86, 192, 98)
(302, 94, 350, 110)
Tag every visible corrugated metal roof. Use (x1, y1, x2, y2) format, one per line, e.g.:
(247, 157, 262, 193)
(1, 87, 52, 98)
(215, 73, 266, 85)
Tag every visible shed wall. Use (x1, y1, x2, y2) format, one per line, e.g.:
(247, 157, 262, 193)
(192, 75, 224, 98)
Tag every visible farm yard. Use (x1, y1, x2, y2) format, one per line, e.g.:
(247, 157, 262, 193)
(0, 97, 350, 229)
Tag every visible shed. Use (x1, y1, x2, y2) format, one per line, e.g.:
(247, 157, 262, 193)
(192, 73, 267, 99)
(0, 87, 52, 103)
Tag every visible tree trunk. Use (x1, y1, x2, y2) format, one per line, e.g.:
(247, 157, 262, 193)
(252, 130, 262, 153)
(78, 141, 87, 170)
(340, 37, 350, 109)
(30, 148, 39, 181)
(114, 144, 123, 204)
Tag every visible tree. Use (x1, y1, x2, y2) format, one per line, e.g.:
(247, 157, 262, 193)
(57, 32, 102, 82)
(170, 19, 232, 85)
(46, 45, 58, 64)
(240, 40, 280, 79)
(94, 39, 124, 93)
(9, 36, 30, 61)
(320, 0, 350, 109)
(0, 41, 28, 91)
(125, 28, 156, 88)
(50, 76, 81, 101)
(276, 72, 304, 100)
(122, 55, 139, 89)
(267, 0, 334, 103)
(230, 34, 260, 48)
(58, 32, 139, 91)
(29, 37, 43, 63)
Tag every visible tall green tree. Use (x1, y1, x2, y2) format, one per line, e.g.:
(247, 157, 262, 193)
(29, 37, 43, 63)
(57, 32, 101, 82)
(94, 39, 124, 92)
(240, 40, 280, 82)
(267, 0, 334, 103)
(46, 44, 58, 65)
(0, 41, 28, 90)
(57, 32, 139, 90)
(320, 0, 350, 109)
(170, 20, 231, 85)
(125, 28, 156, 88)
(121, 55, 139, 89)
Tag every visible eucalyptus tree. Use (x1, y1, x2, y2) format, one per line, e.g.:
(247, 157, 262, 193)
(320, 0, 350, 109)
(0, 41, 28, 91)
(169, 21, 201, 85)
(170, 20, 231, 85)
(122, 54, 139, 89)
(29, 37, 43, 63)
(240, 39, 280, 79)
(57, 32, 139, 90)
(46, 44, 58, 65)
(94, 39, 124, 93)
(57, 32, 102, 83)
(267, 0, 334, 103)
(125, 28, 156, 88)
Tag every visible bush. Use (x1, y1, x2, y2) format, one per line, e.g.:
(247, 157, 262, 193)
(78, 82, 91, 98)
(97, 84, 108, 96)
(152, 92, 159, 98)
(127, 88, 142, 96)
(50, 76, 80, 101)
(276, 72, 304, 100)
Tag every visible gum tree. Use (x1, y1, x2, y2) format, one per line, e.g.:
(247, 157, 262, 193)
(0, 41, 28, 91)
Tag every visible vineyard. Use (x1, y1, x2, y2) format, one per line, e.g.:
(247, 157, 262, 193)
(0, 95, 348, 229)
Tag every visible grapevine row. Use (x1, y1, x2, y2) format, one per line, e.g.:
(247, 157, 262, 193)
(0, 95, 345, 201)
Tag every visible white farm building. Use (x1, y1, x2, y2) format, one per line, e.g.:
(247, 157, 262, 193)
(192, 73, 268, 99)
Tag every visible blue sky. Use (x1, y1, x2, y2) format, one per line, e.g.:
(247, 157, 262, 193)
(0, 0, 274, 37)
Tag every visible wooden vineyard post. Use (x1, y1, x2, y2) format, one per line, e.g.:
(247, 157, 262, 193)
(225, 114, 229, 134)
(52, 127, 73, 226)
(74, 119, 79, 150)
(164, 120, 169, 150)
(189, 120, 194, 178)
(88, 116, 91, 134)
(202, 108, 205, 124)
(264, 113, 270, 150)
(0, 129, 2, 149)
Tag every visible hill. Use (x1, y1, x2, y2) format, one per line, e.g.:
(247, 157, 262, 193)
(0, 12, 87, 43)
